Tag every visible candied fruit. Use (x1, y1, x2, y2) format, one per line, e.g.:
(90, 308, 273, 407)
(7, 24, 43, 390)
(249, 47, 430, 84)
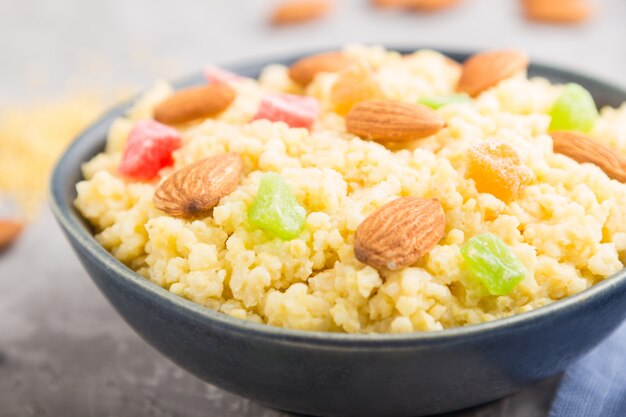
(118, 120, 182, 181)
(203, 65, 243, 84)
(467, 141, 530, 202)
(330, 65, 384, 116)
(418, 94, 471, 109)
(248, 172, 306, 240)
(252, 93, 319, 130)
(549, 83, 598, 133)
(461, 233, 527, 295)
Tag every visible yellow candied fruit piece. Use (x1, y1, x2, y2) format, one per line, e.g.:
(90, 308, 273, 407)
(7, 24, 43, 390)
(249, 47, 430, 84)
(467, 141, 530, 202)
(330, 65, 384, 116)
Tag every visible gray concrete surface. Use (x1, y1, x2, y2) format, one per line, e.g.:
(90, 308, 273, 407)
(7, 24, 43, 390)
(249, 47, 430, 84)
(1, 0, 624, 416)
(0, 210, 560, 417)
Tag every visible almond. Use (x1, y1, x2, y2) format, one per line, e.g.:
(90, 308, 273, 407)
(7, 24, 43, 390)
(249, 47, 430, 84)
(153, 153, 243, 219)
(345, 100, 445, 142)
(523, 0, 592, 24)
(154, 84, 236, 125)
(289, 51, 355, 86)
(550, 131, 626, 182)
(271, 0, 332, 26)
(354, 197, 446, 271)
(408, 0, 462, 11)
(372, 0, 461, 10)
(372, 0, 408, 7)
(457, 49, 529, 97)
(0, 219, 23, 251)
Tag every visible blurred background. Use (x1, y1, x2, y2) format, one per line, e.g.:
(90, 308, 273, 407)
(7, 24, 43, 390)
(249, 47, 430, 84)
(0, 0, 624, 416)
(3, 0, 625, 101)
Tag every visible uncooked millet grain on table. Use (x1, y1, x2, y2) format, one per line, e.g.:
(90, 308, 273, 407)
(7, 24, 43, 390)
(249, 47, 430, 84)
(0, 94, 107, 217)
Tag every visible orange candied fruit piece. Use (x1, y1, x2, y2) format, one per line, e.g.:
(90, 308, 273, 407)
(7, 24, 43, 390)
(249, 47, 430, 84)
(330, 65, 384, 116)
(467, 141, 530, 202)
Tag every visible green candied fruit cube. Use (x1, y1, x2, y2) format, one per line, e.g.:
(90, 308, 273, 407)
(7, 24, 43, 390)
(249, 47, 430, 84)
(460, 234, 527, 296)
(418, 94, 471, 109)
(549, 83, 598, 133)
(248, 172, 306, 240)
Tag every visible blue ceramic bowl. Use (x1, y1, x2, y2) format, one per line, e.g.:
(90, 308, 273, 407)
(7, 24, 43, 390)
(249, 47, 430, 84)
(50, 48, 626, 417)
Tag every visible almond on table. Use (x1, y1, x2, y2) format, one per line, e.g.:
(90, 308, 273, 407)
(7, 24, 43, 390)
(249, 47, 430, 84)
(354, 197, 446, 271)
(0, 219, 23, 251)
(345, 100, 445, 142)
(153, 153, 243, 219)
(372, 0, 462, 11)
(523, 0, 593, 24)
(457, 49, 529, 97)
(407, 0, 463, 11)
(271, 0, 333, 26)
(371, 0, 405, 7)
(154, 84, 236, 125)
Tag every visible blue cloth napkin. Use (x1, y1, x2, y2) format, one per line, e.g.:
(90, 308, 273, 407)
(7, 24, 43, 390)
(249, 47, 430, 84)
(549, 320, 626, 417)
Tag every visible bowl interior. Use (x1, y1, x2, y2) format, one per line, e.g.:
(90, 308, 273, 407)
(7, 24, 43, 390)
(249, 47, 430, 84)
(49, 47, 626, 345)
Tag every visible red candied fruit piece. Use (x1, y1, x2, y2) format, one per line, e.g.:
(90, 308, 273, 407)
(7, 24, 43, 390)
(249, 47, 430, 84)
(203, 65, 243, 84)
(252, 93, 319, 130)
(119, 120, 182, 181)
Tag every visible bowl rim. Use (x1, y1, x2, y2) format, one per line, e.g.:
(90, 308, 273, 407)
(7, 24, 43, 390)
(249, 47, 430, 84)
(49, 46, 626, 347)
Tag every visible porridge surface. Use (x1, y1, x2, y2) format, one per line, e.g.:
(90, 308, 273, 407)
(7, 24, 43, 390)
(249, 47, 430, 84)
(75, 46, 626, 333)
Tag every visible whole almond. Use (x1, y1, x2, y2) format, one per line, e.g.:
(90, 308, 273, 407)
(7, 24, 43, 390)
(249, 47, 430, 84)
(371, 0, 409, 8)
(0, 220, 23, 251)
(354, 197, 446, 271)
(345, 100, 445, 142)
(153, 153, 243, 218)
(408, 0, 462, 11)
(523, 0, 592, 24)
(550, 131, 626, 182)
(289, 51, 355, 86)
(271, 0, 332, 26)
(154, 84, 236, 125)
(457, 50, 529, 97)
(372, 0, 461, 10)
